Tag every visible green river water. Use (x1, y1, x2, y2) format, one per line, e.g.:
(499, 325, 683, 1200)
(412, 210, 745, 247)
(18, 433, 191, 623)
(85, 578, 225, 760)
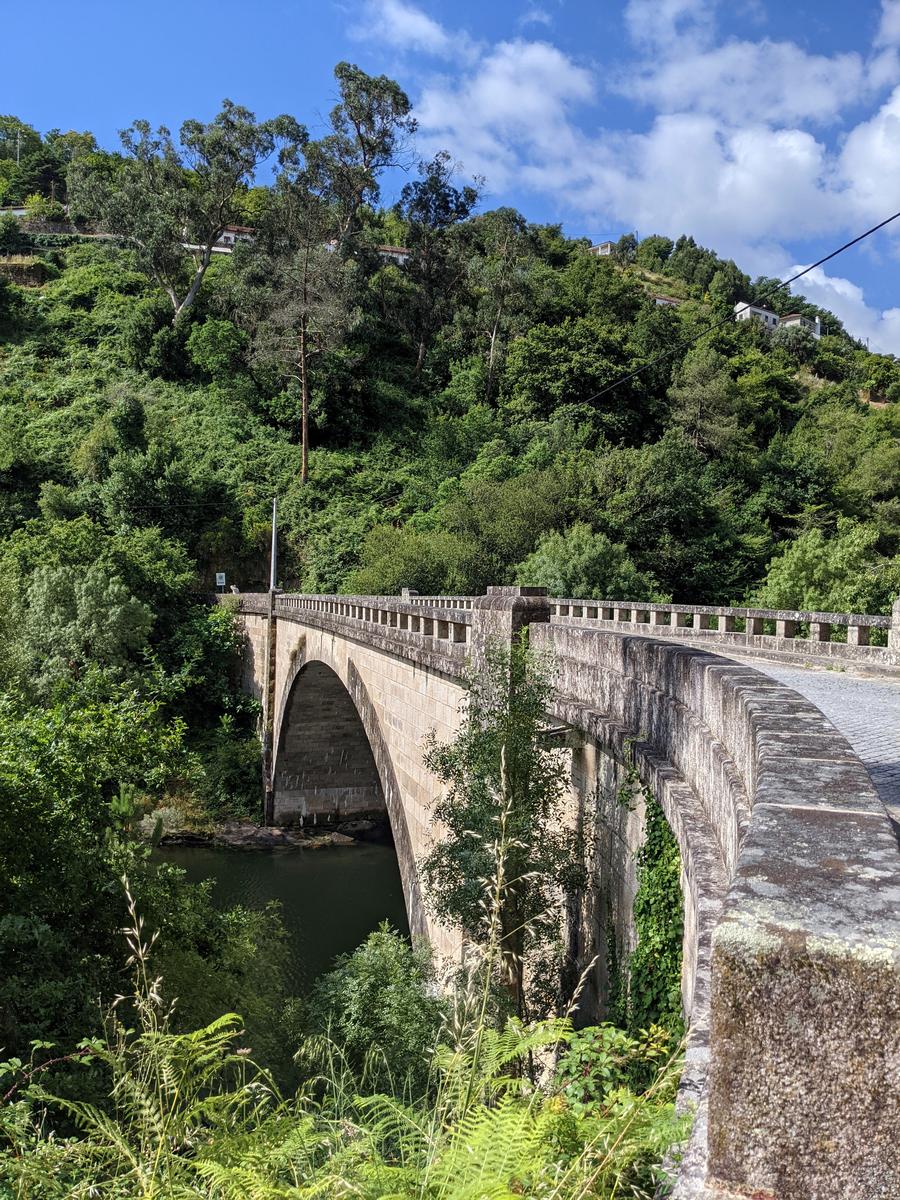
(157, 843, 410, 991)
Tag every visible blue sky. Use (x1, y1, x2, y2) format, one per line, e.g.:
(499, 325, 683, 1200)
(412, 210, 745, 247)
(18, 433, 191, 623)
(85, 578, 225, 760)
(6, 0, 900, 350)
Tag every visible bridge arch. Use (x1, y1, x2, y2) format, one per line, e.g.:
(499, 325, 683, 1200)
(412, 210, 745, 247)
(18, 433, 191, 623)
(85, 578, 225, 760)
(273, 645, 428, 939)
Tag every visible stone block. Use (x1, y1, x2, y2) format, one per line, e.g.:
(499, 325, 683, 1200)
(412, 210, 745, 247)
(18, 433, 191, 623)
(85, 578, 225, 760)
(707, 804, 900, 1200)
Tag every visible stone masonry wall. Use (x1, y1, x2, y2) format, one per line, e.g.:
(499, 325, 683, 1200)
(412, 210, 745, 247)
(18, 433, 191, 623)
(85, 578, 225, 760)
(533, 622, 900, 1200)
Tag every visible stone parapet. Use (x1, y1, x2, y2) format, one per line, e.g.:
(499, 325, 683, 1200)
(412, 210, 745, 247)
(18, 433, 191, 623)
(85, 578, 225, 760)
(532, 623, 900, 1200)
(549, 596, 897, 667)
(228, 589, 899, 1198)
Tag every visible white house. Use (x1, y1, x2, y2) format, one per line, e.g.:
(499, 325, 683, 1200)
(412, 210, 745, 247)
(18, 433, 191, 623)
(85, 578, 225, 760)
(653, 294, 681, 308)
(734, 301, 780, 331)
(734, 302, 822, 339)
(213, 225, 255, 252)
(375, 244, 410, 265)
(589, 240, 614, 257)
(780, 312, 822, 339)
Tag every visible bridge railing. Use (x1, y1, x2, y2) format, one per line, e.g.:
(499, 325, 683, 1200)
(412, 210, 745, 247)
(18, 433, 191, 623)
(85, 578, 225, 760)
(275, 592, 474, 649)
(233, 589, 899, 666)
(548, 596, 897, 664)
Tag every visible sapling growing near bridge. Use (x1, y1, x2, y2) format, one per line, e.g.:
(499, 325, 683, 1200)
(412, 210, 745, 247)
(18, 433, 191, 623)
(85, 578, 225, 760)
(421, 636, 586, 1019)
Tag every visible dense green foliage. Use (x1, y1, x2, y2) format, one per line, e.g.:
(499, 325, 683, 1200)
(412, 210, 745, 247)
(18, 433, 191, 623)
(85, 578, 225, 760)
(305, 922, 445, 1098)
(609, 795, 685, 1063)
(0, 901, 687, 1199)
(2, 81, 898, 612)
(422, 639, 584, 1019)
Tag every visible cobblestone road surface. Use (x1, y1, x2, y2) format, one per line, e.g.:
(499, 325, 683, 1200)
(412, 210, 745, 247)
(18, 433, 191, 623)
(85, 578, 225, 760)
(737, 657, 900, 826)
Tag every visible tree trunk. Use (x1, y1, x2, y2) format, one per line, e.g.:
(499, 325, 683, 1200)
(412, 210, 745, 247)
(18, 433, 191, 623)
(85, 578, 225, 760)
(414, 338, 427, 380)
(486, 299, 504, 403)
(299, 319, 310, 485)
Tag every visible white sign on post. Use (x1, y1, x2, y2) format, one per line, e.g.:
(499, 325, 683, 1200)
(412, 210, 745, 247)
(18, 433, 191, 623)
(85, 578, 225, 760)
(215, 572, 226, 588)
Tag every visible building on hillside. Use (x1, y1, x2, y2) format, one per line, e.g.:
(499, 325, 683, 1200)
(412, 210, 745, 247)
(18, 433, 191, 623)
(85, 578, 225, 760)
(653, 294, 681, 307)
(375, 244, 410, 265)
(734, 301, 780, 332)
(589, 240, 614, 257)
(780, 312, 822, 339)
(322, 239, 410, 264)
(182, 225, 256, 255)
(214, 225, 255, 251)
(734, 301, 822, 339)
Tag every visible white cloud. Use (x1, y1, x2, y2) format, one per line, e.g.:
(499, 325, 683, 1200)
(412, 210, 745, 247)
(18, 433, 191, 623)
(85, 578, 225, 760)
(350, 0, 900, 351)
(519, 5, 553, 29)
(877, 0, 900, 46)
(623, 0, 717, 51)
(352, 0, 477, 60)
(416, 39, 594, 188)
(789, 266, 900, 353)
(621, 39, 865, 125)
(839, 85, 900, 224)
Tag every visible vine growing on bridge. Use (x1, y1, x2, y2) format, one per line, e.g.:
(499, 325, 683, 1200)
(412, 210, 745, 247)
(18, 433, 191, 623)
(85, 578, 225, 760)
(609, 791, 685, 1079)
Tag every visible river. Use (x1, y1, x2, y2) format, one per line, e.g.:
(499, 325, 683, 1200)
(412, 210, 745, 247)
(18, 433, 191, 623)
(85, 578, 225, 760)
(157, 842, 410, 992)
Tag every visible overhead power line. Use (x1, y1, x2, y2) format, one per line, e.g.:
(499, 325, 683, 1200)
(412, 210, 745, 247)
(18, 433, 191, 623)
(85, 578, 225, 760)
(583, 205, 900, 406)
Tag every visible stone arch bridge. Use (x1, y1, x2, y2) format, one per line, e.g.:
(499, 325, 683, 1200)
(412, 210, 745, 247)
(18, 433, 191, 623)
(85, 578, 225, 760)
(231, 586, 900, 1200)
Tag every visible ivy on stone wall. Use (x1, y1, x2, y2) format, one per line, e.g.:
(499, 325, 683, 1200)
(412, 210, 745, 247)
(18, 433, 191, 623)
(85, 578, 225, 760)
(610, 792, 685, 1044)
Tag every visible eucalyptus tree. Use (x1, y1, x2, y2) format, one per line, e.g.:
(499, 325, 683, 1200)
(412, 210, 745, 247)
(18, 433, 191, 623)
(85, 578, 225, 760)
(393, 152, 480, 378)
(307, 61, 417, 249)
(465, 208, 535, 402)
(229, 63, 415, 482)
(68, 101, 303, 321)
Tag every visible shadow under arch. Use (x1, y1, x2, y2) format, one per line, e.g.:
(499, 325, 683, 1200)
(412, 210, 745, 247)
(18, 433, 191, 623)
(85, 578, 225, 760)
(273, 653, 428, 941)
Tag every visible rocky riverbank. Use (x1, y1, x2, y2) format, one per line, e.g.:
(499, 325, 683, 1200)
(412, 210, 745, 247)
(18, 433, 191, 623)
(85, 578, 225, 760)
(158, 816, 392, 851)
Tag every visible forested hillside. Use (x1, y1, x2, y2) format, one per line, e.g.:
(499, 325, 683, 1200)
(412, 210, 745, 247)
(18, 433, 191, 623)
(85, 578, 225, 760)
(1, 78, 898, 622)
(0, 65, 898, 1197)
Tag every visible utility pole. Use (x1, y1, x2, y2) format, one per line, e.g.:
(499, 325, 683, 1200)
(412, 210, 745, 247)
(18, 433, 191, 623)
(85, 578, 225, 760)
(269, 493, 278, 591)
(263, 492, 279, 825)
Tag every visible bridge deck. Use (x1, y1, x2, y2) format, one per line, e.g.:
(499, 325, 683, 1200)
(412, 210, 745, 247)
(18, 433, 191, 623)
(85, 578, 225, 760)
(732, 655, 900, 828)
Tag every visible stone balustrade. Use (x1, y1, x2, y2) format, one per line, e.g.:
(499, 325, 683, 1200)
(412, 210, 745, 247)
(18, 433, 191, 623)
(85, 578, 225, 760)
(549, 597, 898, 665)
(276, 592, 473, 650)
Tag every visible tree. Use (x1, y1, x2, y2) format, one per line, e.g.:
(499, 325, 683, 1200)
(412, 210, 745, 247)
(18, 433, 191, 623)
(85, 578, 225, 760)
(306, 61, 416, 248)
(515, 523, 665, 601)
(235, 171, 357, 483)
(307, 923, 444, 1096)
(0, 116, 41, 162)
(393, 152, 480, 378)
(465, 208, 535, 402)
(667, 344, 747, 457)
(20, 563, 153, 694)
(504, 316, 632, 435)
(771, 321, 817, 364)
(612, 231, 638, 265)
(755, 518, 900, 615)
(422, 639, 583, 1017)
(68, 101, 302, 321)
(635, 234, 673, 273)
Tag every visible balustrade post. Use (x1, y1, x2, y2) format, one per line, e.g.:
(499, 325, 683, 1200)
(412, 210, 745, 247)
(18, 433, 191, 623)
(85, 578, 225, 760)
(889, 598, 900, 663)
(470, 586, 550, 670)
